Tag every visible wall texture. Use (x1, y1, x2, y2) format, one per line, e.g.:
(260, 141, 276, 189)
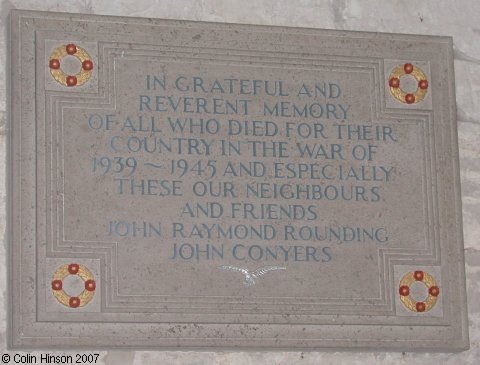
(0, 1, 479, 364)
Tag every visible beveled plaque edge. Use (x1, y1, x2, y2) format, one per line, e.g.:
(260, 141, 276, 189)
(6, 9, 469, 351)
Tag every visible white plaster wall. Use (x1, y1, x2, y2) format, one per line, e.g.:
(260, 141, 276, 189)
(0, 1, 479, 364)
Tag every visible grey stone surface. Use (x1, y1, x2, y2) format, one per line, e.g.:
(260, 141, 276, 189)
(1, 0, 479, 363)
(6, 8, 469, 351)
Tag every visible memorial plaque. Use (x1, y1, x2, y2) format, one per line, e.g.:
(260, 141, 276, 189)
(8, 10, 469, 351)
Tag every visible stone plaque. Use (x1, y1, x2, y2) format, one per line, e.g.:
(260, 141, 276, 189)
(8, 10, 469, 351)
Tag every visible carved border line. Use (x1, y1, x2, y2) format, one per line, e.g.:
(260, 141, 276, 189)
(43, 43, 438, 320)
(9, 11, 465, 348)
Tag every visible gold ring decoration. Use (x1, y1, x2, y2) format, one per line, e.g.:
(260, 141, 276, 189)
(48, 43, 94, 87)
(51, 263, 96, 308)
(399, 270, 439, 313)
(388, 63, 429, 104)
